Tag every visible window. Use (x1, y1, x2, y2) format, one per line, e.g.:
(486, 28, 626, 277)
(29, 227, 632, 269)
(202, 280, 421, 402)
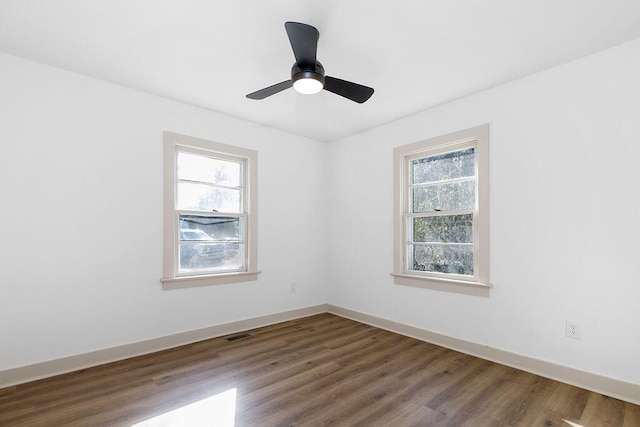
(162, 132, 259, 289)
(392, 124, 490, 296)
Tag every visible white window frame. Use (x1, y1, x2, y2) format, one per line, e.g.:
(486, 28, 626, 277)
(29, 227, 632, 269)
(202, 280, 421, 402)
(392, 124, 490, 297)
(161, 132, 260, 290)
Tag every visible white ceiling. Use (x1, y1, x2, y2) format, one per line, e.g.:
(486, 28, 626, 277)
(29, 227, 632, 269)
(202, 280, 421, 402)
(1, 1, 640, 142)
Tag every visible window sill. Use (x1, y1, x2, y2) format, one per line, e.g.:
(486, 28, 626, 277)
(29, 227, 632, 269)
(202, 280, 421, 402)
(161, 270, 261, 290)
(391, 273, 491, 297)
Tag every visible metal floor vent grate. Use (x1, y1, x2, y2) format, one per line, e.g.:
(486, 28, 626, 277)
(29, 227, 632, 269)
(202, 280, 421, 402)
(226, 333, 252, 342)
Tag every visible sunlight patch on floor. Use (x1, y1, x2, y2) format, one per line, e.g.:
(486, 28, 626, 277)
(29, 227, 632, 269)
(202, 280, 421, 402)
(132, 388, 237, 427)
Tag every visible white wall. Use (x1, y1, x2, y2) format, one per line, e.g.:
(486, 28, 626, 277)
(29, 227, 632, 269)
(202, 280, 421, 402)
(327, 39, 640, 385)
(0, 53, 328, 370)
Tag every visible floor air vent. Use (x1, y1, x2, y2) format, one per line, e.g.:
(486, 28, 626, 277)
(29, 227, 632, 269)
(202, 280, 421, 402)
(226, 333, 252, 342)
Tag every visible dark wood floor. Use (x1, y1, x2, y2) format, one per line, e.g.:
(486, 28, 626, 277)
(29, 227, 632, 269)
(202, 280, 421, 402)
(1, 313, 638, 426)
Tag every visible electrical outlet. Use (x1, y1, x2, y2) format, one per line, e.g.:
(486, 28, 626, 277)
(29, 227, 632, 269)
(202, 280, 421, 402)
(566, 320, 581, 340)
(290, 282, 297, 293)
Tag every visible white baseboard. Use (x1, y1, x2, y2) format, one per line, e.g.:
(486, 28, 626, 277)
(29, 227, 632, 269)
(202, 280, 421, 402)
(327, 304, 640, 406)
(0, 304, 328, 389)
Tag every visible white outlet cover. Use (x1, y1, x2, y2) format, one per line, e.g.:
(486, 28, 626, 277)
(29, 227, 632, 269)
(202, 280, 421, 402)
(565, 320, 582, 340)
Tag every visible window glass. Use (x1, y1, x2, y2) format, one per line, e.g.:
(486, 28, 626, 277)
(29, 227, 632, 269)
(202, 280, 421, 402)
(412, 244, 474, 275)
(411, 148, 475, 184)
(411, 181, 475, 212)
(177, 183, 241, 213)
(177, 152, 241, 187)
(177, 214, 244, 274)
(411, 214, 473, 243)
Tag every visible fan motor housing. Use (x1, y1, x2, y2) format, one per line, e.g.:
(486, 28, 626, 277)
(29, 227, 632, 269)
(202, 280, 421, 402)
(291, 62, 325, 86)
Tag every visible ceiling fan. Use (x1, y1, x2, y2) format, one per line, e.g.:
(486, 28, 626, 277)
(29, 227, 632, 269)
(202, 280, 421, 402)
(246, 22, 374, 104)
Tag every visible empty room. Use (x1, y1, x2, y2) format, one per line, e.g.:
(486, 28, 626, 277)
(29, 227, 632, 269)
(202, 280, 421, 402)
(1, 1, 639, 426)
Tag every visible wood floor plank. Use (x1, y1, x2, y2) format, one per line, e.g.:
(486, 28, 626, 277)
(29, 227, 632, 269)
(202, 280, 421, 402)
(580, 393, 626, 427)
(623, 401, 640, 427)
(0, 313, 637, 426)
(496, 374, 557, 426)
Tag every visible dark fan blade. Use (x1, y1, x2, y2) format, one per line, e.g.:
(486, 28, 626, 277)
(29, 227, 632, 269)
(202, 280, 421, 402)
(285, 22, 319, 65)
(246, 80, 292, 100)
(323, 76, 374, 103)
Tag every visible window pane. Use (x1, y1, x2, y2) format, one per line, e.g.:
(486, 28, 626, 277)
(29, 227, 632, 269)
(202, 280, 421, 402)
(412, 214, 473, 243)
(179, 215, 242, 241)
(177, 182, 241, 213)
(411, 244, 474, 275)
(412, 180, 475, 212)
(179, 242, 242, 272)
(412, 147, 475, 184)
(178, 151, 241, 187)
(178, 214, 243, 274)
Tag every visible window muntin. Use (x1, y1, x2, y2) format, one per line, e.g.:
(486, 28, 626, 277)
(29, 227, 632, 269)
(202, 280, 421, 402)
(162, 132, 259, 289)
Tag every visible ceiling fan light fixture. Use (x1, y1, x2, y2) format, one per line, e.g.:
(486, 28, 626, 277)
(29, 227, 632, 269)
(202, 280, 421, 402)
(292, 68, 324, 95)
(293, 76, 323, 94)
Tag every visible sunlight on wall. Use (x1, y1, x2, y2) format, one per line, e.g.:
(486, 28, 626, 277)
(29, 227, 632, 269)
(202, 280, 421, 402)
(132, 388, 237, 427)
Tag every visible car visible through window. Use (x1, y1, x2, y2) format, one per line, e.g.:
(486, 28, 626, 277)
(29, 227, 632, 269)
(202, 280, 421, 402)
(179, 229, 227, 270)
